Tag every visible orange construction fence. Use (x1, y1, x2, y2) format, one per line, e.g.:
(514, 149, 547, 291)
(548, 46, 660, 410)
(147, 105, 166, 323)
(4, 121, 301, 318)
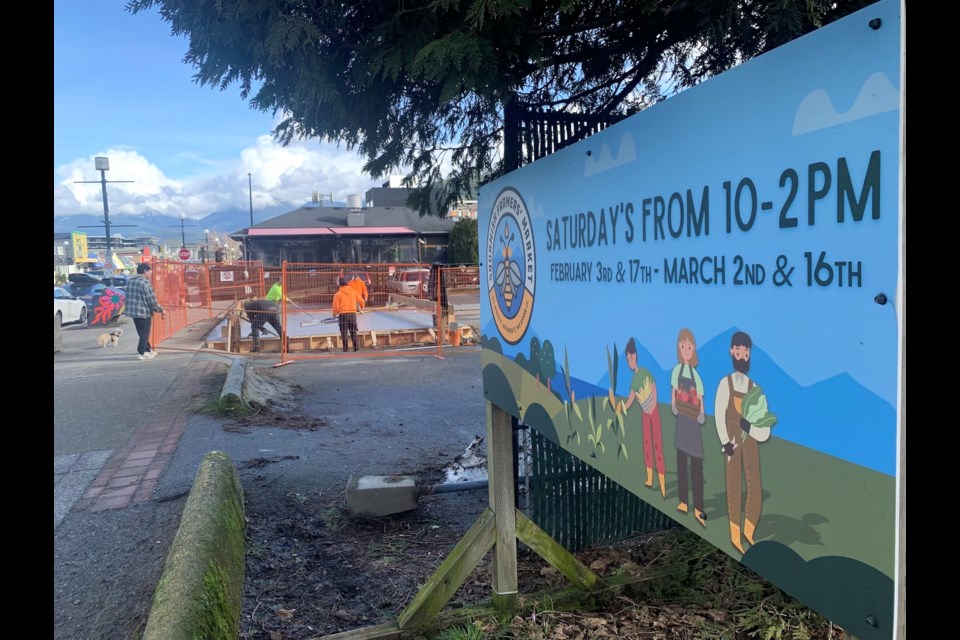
(147, 259, 265, 348)
(143, 259, 480, 361)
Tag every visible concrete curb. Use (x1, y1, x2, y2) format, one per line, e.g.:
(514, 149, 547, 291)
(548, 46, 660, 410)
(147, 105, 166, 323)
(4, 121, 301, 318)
(219, 358, 247, 412)
(143, 451, 246, 640)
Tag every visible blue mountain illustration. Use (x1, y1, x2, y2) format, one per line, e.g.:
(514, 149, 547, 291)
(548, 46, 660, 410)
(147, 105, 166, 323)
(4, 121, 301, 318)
(483, 322, 896, 476)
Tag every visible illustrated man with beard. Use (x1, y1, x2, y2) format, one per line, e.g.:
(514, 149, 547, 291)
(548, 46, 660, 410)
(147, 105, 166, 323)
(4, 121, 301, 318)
(714, 331, 772, 554)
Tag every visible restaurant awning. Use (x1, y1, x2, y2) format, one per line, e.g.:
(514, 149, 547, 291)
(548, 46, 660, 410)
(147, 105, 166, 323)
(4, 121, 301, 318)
(330, 227, 415, 236)
(249, 228, 336, 236)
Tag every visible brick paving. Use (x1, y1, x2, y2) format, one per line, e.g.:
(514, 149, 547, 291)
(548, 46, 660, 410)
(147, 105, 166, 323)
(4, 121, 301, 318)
(74, 359, 221, 512)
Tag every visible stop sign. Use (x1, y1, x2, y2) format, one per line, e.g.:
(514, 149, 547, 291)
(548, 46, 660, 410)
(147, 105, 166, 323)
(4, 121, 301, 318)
(178, 248, 191, 260)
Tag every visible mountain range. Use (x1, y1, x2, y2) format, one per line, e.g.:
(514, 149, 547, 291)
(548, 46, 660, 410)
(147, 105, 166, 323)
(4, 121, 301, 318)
(53, 201, 338, 246)
(485, 324, 897, 477)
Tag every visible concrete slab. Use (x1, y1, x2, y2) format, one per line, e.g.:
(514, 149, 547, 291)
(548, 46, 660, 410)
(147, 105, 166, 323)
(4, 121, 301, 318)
(345, 474, 420, 518)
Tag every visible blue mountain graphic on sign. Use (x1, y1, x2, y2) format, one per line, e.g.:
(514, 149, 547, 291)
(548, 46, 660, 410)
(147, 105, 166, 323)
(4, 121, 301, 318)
(483, 322, 896, 477)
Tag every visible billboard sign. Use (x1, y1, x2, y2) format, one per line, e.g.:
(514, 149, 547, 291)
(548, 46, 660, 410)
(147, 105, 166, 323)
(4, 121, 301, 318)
(479, 2, 904, 638)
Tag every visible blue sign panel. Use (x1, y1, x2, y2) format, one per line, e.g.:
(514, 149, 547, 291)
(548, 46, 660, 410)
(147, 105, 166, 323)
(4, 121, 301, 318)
(479, 2, 903, 638)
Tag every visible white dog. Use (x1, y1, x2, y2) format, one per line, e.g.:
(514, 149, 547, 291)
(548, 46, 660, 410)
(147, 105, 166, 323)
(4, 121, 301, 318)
(96, 328, 123, 348)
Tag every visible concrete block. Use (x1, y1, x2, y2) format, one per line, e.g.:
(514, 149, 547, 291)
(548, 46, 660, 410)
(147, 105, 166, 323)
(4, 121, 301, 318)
(346, 474, 419, 518)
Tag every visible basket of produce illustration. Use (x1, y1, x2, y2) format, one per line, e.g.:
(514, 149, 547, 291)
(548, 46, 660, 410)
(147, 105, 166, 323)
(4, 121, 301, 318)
(637, 376, 657, 414)
(675, 385, 701, 419)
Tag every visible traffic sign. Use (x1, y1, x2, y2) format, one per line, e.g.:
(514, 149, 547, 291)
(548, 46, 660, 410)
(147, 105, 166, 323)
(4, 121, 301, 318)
(178, 248, 191, 260)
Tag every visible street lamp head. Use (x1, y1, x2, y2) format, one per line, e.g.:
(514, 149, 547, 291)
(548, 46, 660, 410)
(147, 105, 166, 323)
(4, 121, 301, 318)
(205, 228, 210, 234)
(95, 157, 110, 171)
(180, 212, 186, 220)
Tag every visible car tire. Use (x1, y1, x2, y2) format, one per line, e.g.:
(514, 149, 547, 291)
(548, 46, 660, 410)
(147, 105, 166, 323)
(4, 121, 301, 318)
(79, 306, 87, 325)
(54, 312, 63, 353)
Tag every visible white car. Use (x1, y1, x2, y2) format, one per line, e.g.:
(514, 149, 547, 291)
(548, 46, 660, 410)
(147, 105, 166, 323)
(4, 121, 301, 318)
(385, 268, 430, 296)
(54, 286, 88, 326)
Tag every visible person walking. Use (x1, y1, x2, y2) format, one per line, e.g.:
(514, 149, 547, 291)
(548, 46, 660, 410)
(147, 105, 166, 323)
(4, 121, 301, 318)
(333, 277, 364, 352)
(125, 262, 165, 360)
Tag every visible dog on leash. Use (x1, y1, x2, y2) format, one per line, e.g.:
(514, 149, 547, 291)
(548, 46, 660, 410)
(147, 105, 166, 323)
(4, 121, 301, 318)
(97, 328, 123, 348)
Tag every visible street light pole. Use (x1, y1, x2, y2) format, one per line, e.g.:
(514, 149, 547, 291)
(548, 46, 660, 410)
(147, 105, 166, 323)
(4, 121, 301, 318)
(179, 213, 187, 248)
(247, 172, 253, 262)
(97, 159, 113, 264)
(204, 229, 210, 263)
(74, 157, 134, 274)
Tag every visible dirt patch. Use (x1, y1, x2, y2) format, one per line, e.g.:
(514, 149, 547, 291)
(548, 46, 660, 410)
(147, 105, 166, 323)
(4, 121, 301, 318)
(233, 367, 842, 640)
(237, 481, 844, 640)
(225, 413, 329, 433)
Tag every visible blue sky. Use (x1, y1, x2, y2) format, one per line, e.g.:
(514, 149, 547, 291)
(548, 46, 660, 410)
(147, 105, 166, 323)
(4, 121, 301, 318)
(53, 1, 382, 220)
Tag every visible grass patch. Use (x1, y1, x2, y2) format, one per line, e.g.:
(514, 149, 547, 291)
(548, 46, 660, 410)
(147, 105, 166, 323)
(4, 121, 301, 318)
(321, 507, 346, 532)
(195, 396, 256, 419)
(429, 621, 487, 640)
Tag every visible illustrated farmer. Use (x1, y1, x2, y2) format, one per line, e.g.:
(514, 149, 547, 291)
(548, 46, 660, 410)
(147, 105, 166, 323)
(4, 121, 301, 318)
(617, 337, 667, 498)
(713, 330, 776, 553)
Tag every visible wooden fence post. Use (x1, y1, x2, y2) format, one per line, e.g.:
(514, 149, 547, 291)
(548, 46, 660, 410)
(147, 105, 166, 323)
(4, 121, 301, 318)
(487, 401, 518, 611)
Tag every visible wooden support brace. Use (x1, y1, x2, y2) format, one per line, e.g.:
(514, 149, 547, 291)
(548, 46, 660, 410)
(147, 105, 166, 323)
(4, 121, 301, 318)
(326, 402, 606, 640)
(397, 507, 496, 629)
(515, 509, 599, 590)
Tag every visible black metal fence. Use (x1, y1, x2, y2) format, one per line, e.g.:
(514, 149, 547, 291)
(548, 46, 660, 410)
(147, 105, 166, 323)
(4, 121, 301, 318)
(525, 426, 675, 552)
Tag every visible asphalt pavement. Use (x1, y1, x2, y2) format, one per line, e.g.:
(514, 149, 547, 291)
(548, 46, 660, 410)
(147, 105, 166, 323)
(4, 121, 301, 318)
(54, 313, 489, 639)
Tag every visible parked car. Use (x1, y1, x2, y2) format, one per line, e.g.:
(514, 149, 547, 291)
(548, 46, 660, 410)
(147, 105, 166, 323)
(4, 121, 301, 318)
(385, 268, 430, 296)
(63, 273, 126, 325)
(54, 286, 87, 326)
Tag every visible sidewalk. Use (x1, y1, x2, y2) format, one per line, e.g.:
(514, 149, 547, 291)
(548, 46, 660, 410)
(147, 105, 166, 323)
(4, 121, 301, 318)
(54, 304, 488, 640)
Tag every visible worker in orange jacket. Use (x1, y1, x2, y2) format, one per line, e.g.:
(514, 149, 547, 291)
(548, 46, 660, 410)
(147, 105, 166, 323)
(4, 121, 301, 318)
(348, 275, 369, 312)
(333, 277, 365, 352)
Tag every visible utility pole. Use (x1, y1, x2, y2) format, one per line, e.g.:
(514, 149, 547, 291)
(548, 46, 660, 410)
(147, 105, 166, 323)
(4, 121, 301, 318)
(75, 157, 135, 273)
(169, 213, 198, 256)
(247, 173, 254, 262)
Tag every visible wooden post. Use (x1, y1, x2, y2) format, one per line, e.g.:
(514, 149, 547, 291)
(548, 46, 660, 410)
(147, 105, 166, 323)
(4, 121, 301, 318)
(486, 401, 518, 611)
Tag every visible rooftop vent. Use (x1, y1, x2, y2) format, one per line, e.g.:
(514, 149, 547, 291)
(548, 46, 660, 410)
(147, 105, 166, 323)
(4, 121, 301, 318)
(347, 212, 365, 227)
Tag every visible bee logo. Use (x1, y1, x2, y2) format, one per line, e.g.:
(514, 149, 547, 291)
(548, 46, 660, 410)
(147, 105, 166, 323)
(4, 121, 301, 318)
(494, 223, 523, 311)
(486, 187, 536, 344)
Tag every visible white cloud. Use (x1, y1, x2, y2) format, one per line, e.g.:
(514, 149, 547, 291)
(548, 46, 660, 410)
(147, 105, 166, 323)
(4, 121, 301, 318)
(53, 134, 383, 220)
(584, 132, 637, 177)
(792, 72, 899, 136)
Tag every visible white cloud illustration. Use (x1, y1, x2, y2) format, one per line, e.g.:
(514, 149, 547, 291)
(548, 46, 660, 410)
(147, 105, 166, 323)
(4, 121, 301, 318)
(792, 72, 899, 136)
(584, 132, 637, 176)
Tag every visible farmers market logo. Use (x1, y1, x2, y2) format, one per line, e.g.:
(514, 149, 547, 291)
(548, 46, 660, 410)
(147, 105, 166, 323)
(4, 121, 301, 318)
(486, 187, 536, 345)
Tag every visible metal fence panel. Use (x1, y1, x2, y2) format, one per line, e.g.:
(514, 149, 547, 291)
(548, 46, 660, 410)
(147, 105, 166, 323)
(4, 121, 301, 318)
(527, 428, 674, 551)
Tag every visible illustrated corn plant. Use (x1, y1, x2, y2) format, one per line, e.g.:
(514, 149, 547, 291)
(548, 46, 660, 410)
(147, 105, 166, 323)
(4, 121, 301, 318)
(586, 395, 604, 455)
(562, 345, 581, 446)
(601, 343, 628, 459)
(604, 343, 618, 412)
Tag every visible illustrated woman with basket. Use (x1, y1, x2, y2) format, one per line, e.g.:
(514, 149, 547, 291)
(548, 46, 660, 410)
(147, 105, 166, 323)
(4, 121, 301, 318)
(618, 337, 667, 498)
(670, 328, 707, 527)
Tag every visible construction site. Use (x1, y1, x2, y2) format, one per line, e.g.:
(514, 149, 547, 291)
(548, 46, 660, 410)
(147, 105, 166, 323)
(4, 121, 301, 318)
(140, 260, 481, 360)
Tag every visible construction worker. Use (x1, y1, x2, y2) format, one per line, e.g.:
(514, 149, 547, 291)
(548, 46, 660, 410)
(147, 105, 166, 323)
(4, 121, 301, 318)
(348, 274, 369, 312)
(333, 277, 365, 352)
(242, 296, 286, 353)
(266, 280, 289, 304)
